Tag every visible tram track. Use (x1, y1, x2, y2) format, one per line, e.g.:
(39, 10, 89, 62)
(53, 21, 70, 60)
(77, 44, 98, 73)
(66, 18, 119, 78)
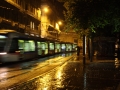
(0, 56, 65, 86)
(0, 54, 75, 90)
(0, 61, 48, 83)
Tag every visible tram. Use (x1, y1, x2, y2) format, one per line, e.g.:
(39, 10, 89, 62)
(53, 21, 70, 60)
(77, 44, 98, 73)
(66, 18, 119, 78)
(0, 29, 77, 63)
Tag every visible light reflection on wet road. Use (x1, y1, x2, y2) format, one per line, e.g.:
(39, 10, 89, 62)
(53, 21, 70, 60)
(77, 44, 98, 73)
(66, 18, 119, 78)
(9, 61, 86, 90)
(0, 53, 74, 90)
(7, 58, 120, 90)
(1, 54, 120, 90)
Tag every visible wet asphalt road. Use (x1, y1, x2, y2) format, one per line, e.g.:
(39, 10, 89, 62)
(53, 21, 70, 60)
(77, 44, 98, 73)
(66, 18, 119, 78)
(1, 54, 120, 90)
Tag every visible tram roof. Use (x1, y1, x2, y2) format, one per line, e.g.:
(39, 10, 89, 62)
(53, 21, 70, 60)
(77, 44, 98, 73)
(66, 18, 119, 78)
(0, 29, 59, 42)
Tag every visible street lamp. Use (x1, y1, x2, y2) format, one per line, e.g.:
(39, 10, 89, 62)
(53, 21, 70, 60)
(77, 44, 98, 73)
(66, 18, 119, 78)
(43, 7, 49, 13)
(58, 21, 62, 25)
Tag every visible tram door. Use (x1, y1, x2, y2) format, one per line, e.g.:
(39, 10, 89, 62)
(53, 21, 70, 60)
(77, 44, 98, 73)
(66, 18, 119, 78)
(55, 42, 61, 53)
(49, 42, 55, 54)
(37, 42, 42, 55)
(61, 43, 66, 53)
(66, 44, 72, 52)
(41, 42, 48, 55)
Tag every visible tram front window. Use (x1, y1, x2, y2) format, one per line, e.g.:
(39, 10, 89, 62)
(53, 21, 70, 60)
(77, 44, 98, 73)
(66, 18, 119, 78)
(0, 35, 7, 51)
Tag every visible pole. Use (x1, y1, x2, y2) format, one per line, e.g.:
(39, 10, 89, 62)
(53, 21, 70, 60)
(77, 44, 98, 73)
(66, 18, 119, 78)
(83, 35, 85, 64)
(90, 37, 93, 62)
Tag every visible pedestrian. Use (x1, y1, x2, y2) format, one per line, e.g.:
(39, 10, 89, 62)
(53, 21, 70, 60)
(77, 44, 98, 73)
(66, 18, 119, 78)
(76, 46, 81, 56)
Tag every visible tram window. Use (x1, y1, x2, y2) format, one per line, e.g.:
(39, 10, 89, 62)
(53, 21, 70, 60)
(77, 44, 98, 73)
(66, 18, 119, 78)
(61, 44, 65, 49)
(45, 43, 48, 49)
(66, 44, 72, 51)
(56, 44, 60, 49)
(41, 42, 48, 50)
(45, 43, 48, 54)
(69, 44, 72, 51)
(37, 42, 41, 48)
(29, 40, 35, 51)
(9, 39, 18, 53)
(24, 41, 29, 51)
(18, 40, 24, 50)
(73, 44, 77, 50)
(18, 40, 24, 53)
(55, 43, 60, 49)
(37, 42, 42, 55)
(41, 42, 48, 54)
(24, 40, 35, 52)
(55, 43, 60, 52)
(0, 39, 6, 51)
(0, 35, 7, 51)
(66, 44, 69, 51)
(49, 43, 54, 50)
(41, 43, 45, 50)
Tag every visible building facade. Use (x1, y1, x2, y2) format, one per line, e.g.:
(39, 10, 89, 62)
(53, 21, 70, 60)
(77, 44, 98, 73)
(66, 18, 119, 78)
(0, 0, 61, 38)
(0, 0, 79, 44)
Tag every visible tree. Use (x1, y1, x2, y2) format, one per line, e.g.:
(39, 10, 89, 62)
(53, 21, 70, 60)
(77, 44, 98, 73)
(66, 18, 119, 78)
(58, 0, 120, 36)
(58, 0, 120, 62)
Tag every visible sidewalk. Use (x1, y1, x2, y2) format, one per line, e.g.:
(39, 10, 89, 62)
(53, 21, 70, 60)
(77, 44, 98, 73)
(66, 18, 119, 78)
(75, 54, 120, 90)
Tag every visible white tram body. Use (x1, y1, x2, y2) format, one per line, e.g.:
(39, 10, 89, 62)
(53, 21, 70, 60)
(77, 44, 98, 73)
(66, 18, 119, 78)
(0, 30, 77, 63)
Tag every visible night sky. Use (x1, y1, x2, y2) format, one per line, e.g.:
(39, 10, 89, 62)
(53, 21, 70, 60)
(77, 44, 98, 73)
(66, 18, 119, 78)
(55, 0, 66, 20)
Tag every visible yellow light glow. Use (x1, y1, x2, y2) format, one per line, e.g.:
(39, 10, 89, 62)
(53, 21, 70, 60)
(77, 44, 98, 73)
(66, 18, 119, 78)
(55, 23, 59, 30)
(37, 74, 51, 90)
(58, 21, 62, 25)
(44, 7, 48, 13)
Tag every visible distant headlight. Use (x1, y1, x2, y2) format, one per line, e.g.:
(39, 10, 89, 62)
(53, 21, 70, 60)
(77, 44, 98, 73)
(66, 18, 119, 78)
(0, 52, 7, 55)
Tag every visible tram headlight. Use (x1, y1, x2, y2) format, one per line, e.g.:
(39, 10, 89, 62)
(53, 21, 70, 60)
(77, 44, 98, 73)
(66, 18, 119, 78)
(0, 52, 7, 55)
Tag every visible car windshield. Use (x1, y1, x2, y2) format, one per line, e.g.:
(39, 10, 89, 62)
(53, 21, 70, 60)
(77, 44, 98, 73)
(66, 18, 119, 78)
(0, 35, 7, 52)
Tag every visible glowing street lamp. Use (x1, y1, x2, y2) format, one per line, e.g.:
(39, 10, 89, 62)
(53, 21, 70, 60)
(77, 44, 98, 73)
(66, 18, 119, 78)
(43, 7, 49, 13)
(58, 21, 62, 25)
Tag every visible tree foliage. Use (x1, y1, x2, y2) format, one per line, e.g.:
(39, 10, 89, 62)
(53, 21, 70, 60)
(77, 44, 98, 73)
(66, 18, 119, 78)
(58, 0, 120, 37)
